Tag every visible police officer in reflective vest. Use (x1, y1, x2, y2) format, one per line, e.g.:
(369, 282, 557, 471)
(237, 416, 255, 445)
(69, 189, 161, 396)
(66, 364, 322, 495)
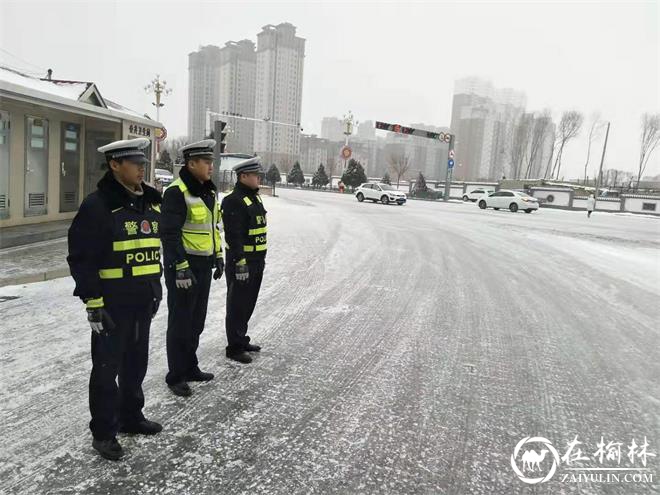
(67, 138, 163, 461)
(221, 157, 267, 364)
(161, 139, 223, 397)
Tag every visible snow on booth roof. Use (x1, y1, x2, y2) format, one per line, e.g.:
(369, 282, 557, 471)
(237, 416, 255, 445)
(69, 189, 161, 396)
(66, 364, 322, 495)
(0, 65, 154, 124)
(0, 65, 91, 100)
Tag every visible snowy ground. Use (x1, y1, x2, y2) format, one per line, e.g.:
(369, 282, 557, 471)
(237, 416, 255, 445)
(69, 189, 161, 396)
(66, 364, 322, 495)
(1, 189, 659, 495)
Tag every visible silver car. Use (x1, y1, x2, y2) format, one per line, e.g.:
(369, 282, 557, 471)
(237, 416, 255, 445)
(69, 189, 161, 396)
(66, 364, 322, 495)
(477, 190, 539, 213)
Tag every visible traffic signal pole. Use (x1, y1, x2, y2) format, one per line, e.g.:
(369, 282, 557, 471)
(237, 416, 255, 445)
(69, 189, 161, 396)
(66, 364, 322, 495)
(374, 121, 454, 201)
(444, 134, 455, 202)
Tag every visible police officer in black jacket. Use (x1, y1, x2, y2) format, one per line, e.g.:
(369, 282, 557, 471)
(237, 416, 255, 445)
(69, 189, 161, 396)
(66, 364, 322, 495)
(161, 140, 224, 397)
(67, 138, 163, 461)
(221, 157, 267, 364)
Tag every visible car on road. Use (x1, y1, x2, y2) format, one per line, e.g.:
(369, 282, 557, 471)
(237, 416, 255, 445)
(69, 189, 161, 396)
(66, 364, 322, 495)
(462, 188, 494, 202)
(355, 183, 407, 205)
(477, 189, 539, 213)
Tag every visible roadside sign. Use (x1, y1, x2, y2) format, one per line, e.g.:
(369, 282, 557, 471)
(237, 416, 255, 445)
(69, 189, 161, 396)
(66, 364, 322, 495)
(449, 149, 455, 159)
(448, 159, 455, 169)
(156, 127, 167, 142)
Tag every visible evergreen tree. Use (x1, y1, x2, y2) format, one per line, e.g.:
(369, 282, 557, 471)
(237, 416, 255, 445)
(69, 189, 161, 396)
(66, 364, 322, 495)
(381, 171, 391, 185)
(341, 159, 367, 190)
(156, 149, 173, 172)
(287, 161, 305, 185)
(312, 163, 330, 188)
(266, 164, 281, 185)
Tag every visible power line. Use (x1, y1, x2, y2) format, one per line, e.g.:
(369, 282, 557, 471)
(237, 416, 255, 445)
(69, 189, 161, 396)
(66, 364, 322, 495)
(0, 48, 47, 75)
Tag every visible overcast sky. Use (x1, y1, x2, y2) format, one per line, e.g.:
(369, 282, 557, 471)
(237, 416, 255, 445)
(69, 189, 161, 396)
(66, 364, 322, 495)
(1, 0, 658, 178)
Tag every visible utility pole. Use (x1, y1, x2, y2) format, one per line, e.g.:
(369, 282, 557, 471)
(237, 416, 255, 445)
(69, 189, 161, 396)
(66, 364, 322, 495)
(145, 75, 172, 160)
(594, 122, 610, 208)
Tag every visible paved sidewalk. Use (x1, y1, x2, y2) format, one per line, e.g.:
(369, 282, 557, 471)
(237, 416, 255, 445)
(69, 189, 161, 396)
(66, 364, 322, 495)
(0, 238, 70, 288)
(0, 219, 71, 249)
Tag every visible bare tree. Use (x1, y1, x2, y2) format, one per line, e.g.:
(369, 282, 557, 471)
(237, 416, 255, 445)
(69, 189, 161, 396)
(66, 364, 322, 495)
(510, 113, 533, 179)
(523, 111, 552, 179)
(497, 110, 522, 178)
(582, 114, 605, 184)
(637, 113, 660, 189)
(551, 111, 584, 179)
(388, 152, 412, 187)
(163, 136, 188, 163)
(543, 137, 556, 179)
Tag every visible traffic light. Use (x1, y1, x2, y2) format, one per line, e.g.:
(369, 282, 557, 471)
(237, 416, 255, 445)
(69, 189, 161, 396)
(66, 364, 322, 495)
(215, 120, 227, 153)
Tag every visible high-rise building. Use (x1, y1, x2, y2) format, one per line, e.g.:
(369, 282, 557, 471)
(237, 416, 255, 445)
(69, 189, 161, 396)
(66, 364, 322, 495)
(450, 77, 526, 181)
(218, 40, 257, 154)
(188, 45, 222, 141)
(253, 23, 305, 168)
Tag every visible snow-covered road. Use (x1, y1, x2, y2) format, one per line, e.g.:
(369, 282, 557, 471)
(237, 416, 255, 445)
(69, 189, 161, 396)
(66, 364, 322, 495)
(1, 189, 659, 494)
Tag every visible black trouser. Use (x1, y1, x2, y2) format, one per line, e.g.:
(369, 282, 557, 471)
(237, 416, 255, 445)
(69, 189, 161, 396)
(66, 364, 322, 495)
(225, 258, 265, 353)
(89, 304, 152, 441)
(165, 260, 213, 385)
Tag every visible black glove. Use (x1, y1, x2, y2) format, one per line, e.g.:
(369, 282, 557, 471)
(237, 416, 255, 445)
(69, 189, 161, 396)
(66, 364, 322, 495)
(235, 261, 249, 284)
(151, 299, 160, 319)
(175, 267, 196, 289)
(86, 307, 116, 336)
(213, 257, 225, 280)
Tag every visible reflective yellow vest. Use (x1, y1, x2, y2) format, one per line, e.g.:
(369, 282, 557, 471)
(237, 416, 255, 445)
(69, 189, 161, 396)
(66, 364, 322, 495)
(171, 178, 222, 259)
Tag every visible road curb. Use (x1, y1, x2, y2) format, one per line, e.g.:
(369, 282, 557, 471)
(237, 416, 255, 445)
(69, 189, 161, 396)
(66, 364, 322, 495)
(0, 267, 70, 289)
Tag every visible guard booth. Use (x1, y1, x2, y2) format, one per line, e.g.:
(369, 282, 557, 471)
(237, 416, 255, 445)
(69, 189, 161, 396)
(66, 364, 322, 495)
(0, 66, 163, 230)
(215, 153, 254, 192)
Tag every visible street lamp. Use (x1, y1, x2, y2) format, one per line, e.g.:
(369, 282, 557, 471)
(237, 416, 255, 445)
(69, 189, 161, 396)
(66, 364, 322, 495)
(144, 75, 172, 160)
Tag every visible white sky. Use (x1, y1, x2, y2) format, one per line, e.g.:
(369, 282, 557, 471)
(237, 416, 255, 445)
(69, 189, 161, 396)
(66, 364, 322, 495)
(1, 0, 658, 178)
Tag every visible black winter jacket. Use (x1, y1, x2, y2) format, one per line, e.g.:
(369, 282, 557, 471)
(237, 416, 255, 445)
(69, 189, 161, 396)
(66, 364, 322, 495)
(67, 171, 163, 307)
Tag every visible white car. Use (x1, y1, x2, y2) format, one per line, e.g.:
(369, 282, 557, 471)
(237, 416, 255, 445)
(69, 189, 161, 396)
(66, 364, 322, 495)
(462, 188, 494, 202)
(355, 183, 407, 205)
(477, 189, 539, 213)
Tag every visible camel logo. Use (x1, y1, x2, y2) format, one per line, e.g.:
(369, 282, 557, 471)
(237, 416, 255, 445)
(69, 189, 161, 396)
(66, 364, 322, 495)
(511, 436, 561, 484)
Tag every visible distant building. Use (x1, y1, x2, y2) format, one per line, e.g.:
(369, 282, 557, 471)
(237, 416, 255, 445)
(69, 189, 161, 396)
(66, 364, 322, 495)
(188, 45, 222, 141)
(299, 134, 329, 174)
(218, 40, 257, 154)
(321, 117, 344, 142)
(356, 120, 375, 140)
(253, 23, 305, 169)
(450, 76, 526, 181)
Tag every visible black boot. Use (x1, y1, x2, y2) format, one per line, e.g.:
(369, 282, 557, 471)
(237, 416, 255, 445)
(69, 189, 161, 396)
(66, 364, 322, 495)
(226, 349, 253, 364)
(186, 367, 215, 382)
(92, 437, 124, 461)
(119, 419, 163, 435)
(244, 343, 261, 352)
(168, 382, 192, 397)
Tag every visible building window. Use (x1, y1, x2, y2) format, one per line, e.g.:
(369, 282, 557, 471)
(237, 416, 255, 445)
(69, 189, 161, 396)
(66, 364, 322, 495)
(642, 202, 657, 211)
